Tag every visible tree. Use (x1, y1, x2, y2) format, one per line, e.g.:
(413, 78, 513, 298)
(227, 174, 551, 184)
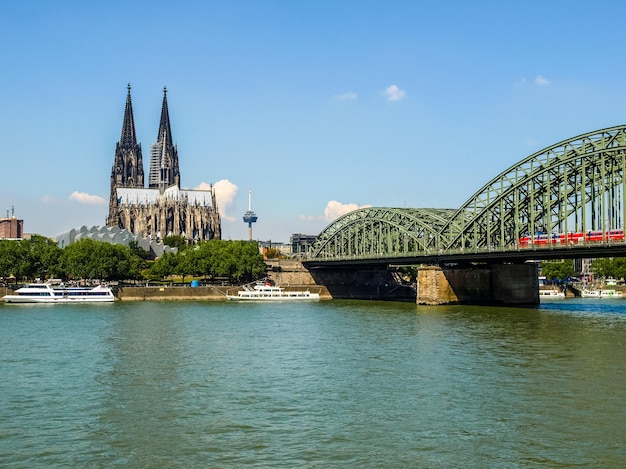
(60, 239, 146, 282)
(540, 259, 576, 282)
(146, 239, 267, 283)
(264, 247, 282, 259)
(0, 240, 30, 281)
(163, 235, 188, 252)
(25, 236, 63, 280)
(128, 240, 152, 260)
(590, 257, 626, 279)
(0, 237, 63, 282)
(148, 252, 180, 281)
(236, 241, 267, 282)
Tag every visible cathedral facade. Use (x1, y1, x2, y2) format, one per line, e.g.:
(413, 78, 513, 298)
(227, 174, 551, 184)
(106, 85, 221, 242)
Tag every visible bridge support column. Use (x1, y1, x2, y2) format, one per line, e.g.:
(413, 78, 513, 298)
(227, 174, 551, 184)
(417, 263, 539, 306)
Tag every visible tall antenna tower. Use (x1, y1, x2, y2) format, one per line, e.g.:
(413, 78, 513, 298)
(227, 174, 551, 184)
(242, 189, 258, 241)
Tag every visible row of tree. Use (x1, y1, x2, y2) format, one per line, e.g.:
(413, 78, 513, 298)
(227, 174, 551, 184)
(540, 258, 626, 282)
(0, 236, 267, 284)
(146, 238, 267, 283)
(2, 236, 623, 285)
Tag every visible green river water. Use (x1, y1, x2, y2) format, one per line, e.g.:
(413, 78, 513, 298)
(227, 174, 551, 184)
(1, 298, 624, 468)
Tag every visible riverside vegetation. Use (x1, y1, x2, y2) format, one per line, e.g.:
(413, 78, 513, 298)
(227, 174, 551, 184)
(3, 236, 625, 286)
(0, 236, 267, 285)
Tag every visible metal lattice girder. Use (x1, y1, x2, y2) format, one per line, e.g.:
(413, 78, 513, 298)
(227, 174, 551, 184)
(310, 125, 626, 260)
(439, 125, 626, 250)
(311, 208, 456, 259)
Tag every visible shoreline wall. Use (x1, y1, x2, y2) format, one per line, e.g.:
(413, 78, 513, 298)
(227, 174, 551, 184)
(115, 284, 330, 301)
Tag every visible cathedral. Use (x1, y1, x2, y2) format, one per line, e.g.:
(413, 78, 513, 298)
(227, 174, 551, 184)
(106, 85, 221, 242)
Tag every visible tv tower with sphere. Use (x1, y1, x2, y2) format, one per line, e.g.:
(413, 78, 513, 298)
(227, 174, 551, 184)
(243, 189, 258, 241)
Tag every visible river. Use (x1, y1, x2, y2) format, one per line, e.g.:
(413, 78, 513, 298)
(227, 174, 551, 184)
(1, 298, 624, 468)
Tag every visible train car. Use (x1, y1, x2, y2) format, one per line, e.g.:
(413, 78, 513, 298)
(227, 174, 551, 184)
(607, 229, 624, 240)
(518, 229, 623, 247)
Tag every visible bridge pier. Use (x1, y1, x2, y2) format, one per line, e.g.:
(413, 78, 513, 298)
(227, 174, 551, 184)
(417, 263, 539, 306)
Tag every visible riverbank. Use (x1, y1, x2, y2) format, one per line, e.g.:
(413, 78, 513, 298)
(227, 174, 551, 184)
(1, 284, 332, 301)
(115, 284, 331, 301)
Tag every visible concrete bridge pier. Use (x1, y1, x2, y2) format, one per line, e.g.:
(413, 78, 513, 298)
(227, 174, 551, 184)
(417, 263, 539, 306)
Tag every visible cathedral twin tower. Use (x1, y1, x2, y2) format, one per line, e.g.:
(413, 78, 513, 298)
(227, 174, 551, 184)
(106, 85, 221, 242)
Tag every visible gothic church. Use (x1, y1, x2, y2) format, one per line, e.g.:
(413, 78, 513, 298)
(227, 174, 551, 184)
(107, 85, 221, 242)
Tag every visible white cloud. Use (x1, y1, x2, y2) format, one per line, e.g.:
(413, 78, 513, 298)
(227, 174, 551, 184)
(69, 191, 106, 205)
(324, 200, 372, 222)
(335, 92, 357, 101)
(194, 182, 212, 191)
(535, 75, 550, 86)
(42, 195, 55, 204)
(384, 84, 407, 101)
(204, 179, 238, 222)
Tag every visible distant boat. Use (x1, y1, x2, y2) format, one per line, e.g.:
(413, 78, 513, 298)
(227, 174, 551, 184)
(580, 288, 624, 299)
(539, 288, 566, 299)
(226, 281, 320, 301)
(3, 283, 115, 303)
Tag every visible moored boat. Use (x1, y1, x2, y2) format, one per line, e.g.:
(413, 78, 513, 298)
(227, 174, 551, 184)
(580, 288, 623, 299)
(3, 283, 115, 303)
(539, 288, 566, 299)
(226, 282, 320, 301)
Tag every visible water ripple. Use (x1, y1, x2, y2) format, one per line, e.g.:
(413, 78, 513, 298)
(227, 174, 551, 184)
(1, 299, 625, 467)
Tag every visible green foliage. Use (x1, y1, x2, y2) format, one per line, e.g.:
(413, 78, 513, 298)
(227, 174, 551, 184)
(540, 259, 576, 281)
(264, 247, 282, 259)
(162, 235, 188, 252)
(590, 257, 626, 279)
(0, 240, 30, 280)
(147, 252, 179, 280)
(397, 266, 418, 283)
(0, 237, 62, 281)
(60, 239, 146, 281)
(0, 237, 266, 284)
(147, 239, 266, 283)
(128, 240, 152, 260)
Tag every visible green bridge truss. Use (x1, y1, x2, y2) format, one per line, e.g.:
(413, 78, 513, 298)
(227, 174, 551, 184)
(311, 125, 626, 260)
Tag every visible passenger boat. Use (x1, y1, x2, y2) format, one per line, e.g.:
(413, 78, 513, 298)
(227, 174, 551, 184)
(539, 288, 566, 299)
(3, 283, 115, 303)
(580, 288, 624, 299)
(226, 282, 320, 301)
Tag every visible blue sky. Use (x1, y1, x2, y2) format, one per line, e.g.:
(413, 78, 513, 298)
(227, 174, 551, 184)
(2, 1, 626, 242)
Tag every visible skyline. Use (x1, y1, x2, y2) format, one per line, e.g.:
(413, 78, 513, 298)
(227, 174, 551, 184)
(3, 1, 626, 242)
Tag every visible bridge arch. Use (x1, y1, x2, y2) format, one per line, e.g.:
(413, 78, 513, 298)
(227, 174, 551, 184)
(440, 124, 626, 250)
(311, 207, 455, 258)
(311, 125, 626, 260)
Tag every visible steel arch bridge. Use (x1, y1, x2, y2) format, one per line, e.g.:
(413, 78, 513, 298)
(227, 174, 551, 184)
(310, 125, 626, 262)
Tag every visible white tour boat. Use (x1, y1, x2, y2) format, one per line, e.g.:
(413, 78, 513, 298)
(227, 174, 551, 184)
(580, 288, 623, 299)
(226, 282, 320, 301)
(3, 283, 115, 303)
(539, 288, 566, 299)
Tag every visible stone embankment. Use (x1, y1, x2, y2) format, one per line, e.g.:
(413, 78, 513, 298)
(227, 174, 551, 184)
(115, 284, 329, 301)
(116, 259, 329, 300)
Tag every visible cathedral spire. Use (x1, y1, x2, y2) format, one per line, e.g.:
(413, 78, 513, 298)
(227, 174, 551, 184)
(149, 86, 180, 189)
(157, 86, 174, 148)
(120, 83, 138, 147)
(107, 83, 145, 227)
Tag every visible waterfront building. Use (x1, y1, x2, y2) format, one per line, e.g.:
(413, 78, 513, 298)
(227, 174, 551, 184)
(290, 233, 318, 256)
(55, 225, 177, 258)
(0, 216, 23, 240)
(106, 85, 221, 242)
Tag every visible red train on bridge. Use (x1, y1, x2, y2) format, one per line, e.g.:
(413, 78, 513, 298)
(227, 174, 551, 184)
(518, 229, 625, 247)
